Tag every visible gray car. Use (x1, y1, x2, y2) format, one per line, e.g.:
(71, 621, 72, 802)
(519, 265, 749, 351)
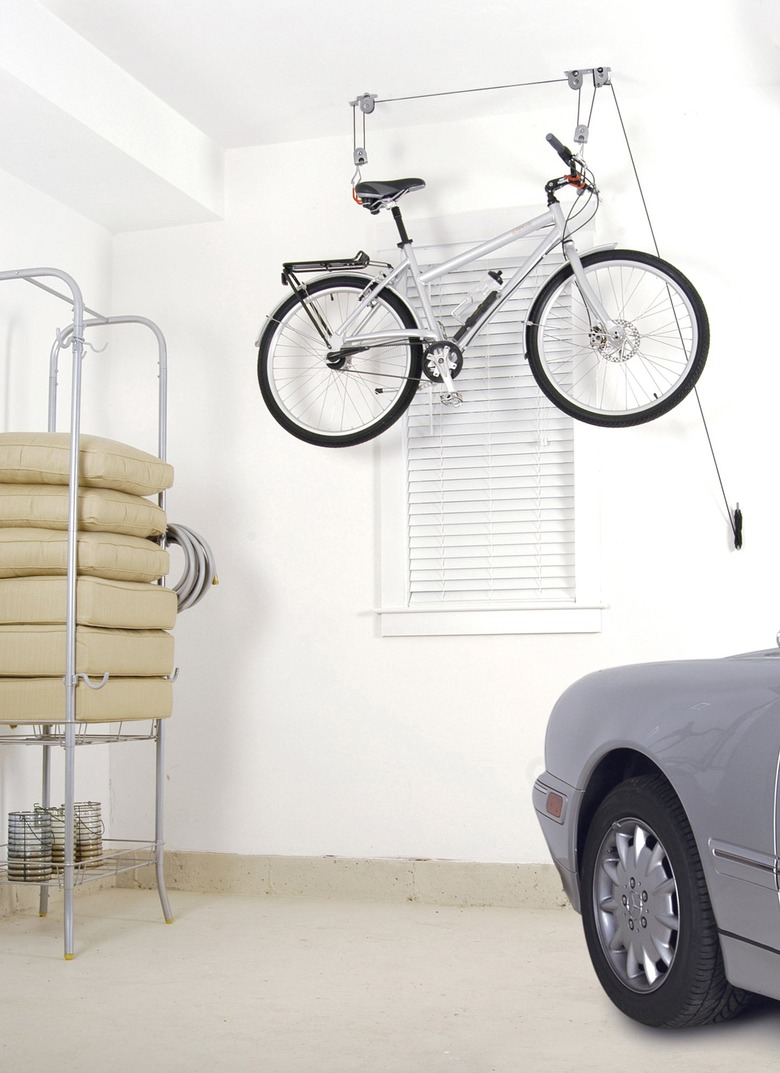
(533, 646, 780, 1027)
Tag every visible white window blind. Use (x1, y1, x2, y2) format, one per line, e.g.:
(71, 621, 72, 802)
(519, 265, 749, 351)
(402, 237, 574, 606)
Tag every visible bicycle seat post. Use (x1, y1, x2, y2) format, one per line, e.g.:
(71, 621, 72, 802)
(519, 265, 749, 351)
(391, 205, 412, 247)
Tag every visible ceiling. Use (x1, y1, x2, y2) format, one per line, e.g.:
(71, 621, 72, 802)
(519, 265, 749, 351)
(4, 0, 779, 231)
(34, 0, 780, 148)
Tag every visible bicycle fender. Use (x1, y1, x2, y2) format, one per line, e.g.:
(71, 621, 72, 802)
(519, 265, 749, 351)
(255, 273, 419, 346)
(255, 273, 372, 346)
(572, 242, 618, 256)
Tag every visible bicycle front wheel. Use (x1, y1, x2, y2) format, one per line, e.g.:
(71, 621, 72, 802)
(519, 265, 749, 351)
(525, 250, 709, 427)
(258, 274, 422, 447)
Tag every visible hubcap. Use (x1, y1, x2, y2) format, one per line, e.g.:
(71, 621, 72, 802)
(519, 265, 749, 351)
(592, 818, 680, 992)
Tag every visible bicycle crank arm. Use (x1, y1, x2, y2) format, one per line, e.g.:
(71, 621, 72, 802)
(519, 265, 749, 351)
(426, 347, 458, 393)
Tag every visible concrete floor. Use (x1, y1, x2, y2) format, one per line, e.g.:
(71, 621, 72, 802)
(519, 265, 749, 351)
(0, 888, 778, 1073)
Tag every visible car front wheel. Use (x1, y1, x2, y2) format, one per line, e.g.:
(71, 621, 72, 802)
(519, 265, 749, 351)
(581, 774, 751, 1027)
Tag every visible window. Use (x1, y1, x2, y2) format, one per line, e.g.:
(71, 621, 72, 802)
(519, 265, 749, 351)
(377, 208, 602, 637)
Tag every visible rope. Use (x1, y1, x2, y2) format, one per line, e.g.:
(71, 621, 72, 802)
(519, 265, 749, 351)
(165, 523, 219, 611)
(609, 84, 742, 549)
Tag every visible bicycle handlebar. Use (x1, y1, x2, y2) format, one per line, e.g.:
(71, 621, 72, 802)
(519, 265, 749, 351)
(544, 134, 596, 203)
(546, 133, 575, 169)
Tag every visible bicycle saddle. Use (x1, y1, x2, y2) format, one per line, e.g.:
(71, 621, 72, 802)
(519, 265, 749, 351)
(354, 177, 426, 213)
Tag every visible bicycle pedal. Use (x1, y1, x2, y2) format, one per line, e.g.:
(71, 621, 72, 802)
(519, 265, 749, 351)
(441, 392, 464, 407)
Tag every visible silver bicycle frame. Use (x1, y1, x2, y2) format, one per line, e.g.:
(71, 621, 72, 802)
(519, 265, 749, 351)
(327, 200, 615, 352)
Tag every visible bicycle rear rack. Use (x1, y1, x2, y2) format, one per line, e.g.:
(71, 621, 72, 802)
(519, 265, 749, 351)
(281, 251, 392, 288)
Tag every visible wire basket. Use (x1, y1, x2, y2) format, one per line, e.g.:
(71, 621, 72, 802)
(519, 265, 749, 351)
(7, 810, 53, 882)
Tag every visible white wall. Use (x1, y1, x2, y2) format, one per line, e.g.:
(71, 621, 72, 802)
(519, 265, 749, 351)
(0, 0, 733, 867)
(0, 0, 775, 893)
(103, 32, 780, 868)
(0, 166, 114, 829)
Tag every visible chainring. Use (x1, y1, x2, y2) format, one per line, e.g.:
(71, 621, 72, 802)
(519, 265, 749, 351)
(423, 341, 464, 382)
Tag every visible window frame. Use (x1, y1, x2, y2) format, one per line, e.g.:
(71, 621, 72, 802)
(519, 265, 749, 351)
(374, 205, 604, 637)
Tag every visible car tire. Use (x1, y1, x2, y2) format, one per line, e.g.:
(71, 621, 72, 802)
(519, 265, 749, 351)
(581, 773, 752, 1027)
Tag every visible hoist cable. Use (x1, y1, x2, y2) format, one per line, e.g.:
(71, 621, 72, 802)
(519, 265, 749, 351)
(607, 85, 662, 257)
(609, 83, 742, 548)
(350, 75, 567, 182)
(576, 86, 598, 133)
(374, 77, 568, 106)
(352, 106, 366, 153)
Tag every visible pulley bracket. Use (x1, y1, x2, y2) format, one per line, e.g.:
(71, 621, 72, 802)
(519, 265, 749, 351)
(350, 93, 378, 114)
(565, 67, 611, 90)
(350, 93, 377, 176)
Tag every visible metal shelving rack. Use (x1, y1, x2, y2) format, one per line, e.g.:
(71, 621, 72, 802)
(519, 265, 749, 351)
(0, 267, 174, 958)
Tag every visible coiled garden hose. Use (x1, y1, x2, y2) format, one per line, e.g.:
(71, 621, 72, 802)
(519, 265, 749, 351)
(165, 523, 218, 611)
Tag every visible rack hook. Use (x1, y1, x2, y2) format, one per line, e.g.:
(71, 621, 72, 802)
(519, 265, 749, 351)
(69, 672, 110, 691)
(54, 326, 75, 350)
(82, 339, 109, 355)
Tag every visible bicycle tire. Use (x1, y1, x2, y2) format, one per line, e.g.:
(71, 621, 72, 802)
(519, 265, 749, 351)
(257, 274, 422, 447)
(525, 250, 709, 427)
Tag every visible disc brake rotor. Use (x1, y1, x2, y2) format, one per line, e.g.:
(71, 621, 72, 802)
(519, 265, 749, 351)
(589, 319, 641, 363)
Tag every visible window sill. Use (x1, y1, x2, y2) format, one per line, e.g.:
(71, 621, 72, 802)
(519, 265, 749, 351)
(375, 603, 605, 637)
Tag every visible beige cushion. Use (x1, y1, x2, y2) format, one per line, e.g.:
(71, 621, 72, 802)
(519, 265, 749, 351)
(0, 529, 169, 583)
(0, 484, 166, 537)
(0, 624, 174, 677)
(0, 576, 177, 629)
(0, 433, 173, 496)
(0, 677, 172, 724)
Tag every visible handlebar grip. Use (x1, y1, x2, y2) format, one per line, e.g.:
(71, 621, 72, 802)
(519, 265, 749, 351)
(546, 133, 575, 168)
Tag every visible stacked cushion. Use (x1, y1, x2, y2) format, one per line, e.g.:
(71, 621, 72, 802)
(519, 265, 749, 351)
(0, 433, 173, 494)
(0, 433, 176, 724)
(0, 576, 176, 629)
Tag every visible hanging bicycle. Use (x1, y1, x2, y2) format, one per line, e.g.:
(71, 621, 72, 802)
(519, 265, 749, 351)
(256, 132, 708, 448)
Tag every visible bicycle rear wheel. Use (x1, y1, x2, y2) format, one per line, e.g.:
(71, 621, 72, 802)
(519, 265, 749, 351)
(258, 274, 422, 447)
(525, 250, 709, 427)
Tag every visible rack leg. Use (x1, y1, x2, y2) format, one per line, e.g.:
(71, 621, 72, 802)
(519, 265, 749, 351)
(38, 732, 52, 917)
(63, 720, 75, 959)
(63, 875, 74, 959)
(155, 720, 173, 924)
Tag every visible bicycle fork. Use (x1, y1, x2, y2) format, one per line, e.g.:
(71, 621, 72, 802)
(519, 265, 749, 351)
(562, 240, 623, 344)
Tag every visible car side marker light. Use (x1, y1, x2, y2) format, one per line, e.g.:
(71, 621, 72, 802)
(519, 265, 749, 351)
(546, 791, 565, 819)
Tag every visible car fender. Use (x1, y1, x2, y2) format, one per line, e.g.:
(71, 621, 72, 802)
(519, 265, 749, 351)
(540, 651, 780, 965)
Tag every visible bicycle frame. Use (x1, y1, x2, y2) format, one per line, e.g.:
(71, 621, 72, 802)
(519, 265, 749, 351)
(326, 199, 616, 358)
(260, 137, 709, 445)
